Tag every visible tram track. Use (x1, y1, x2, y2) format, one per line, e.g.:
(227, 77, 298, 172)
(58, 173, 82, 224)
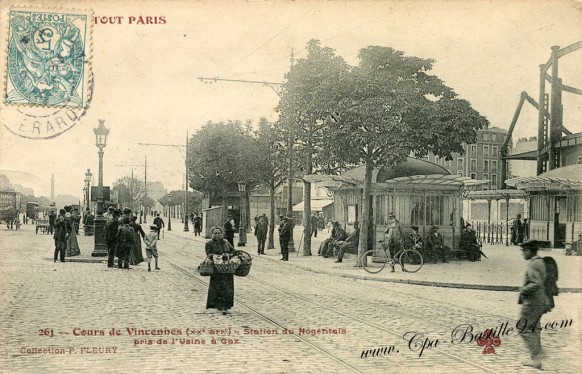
(164, 233, 578, 373)
(165, 237, 498, 373)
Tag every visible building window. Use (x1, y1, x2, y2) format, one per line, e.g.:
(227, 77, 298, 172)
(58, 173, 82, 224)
(491, 160, 498, 172)
(483, 145, 489, 157)
(483, 173, 489, 188)
(470, 172, 476, 179)
(470, 159, 477, 171)
(470, 145, 477, 156)
(492, 146, 498, 157)
(483, 133, 489, 141)
(457, 158, 464, 173)
(484, 160, 489, 171)
(491, 174, 498, 187)
(491, 134, 496, 142)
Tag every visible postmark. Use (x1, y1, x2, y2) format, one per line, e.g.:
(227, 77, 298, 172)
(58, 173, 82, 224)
(1, 7, 93, 140)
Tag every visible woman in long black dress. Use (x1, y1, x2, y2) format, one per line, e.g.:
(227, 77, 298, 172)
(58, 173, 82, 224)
(205, 227, 235, 315)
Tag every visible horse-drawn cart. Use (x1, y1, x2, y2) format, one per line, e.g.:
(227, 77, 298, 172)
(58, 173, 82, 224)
(35, 218, 49, 234)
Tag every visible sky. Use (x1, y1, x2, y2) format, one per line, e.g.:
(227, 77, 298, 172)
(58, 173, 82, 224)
(0, 0, 581, 199)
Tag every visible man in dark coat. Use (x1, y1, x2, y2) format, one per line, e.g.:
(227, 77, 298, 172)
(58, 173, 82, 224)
(518, 240, 550, 369)
(193, 213, 202, 236)
(425, 225, 450, 263)
(116, 216, 135, 269)
(279, 217, 291, 261)
(53, 209, 70, 263)
(48, 210, 56, 235)
(310, 213, 319, 237)
(334, 222, 360, 263)
(224, 216, 235, 247)
(153, 213, 164, 239)
(105, 209, 120, 268)
(460, 224, 481, 261)
(254, 215, 268, 255)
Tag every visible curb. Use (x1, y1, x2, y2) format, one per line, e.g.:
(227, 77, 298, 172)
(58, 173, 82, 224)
(43, 256, 106, 264)
(260, 255, 582, 293)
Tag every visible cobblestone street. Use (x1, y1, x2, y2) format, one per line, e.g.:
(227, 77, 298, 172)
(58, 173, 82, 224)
(0, 225, 580, 373)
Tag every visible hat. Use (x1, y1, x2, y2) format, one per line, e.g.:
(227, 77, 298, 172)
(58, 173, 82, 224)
(123, 207, 132, 214)
(411, 225, 419, 231)
(520, 239, 539, 249)
(431, 225, 439, 229)
(388, 213, 396, 219)
(149, 225, 158, 230)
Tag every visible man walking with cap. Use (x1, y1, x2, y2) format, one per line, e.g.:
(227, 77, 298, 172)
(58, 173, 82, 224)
(518, 239, 550, 370)
(279, 217, 291, 261)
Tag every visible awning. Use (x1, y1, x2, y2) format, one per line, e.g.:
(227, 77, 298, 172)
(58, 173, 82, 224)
(465, 189, 527, 200)
(303, 173, 489, 190)
(506, 164, 582, 191)
(293, 199, 334, 212)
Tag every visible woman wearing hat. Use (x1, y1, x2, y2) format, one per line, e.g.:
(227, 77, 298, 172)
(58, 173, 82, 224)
(205, 227, 235, 315)
(64, 206, 81, 257)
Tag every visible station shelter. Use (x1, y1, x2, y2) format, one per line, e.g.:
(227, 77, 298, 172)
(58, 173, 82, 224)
(304, 157, 488, 251)
(506, 164, 582, 248)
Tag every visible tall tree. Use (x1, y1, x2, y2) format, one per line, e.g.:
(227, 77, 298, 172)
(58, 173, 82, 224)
(253, 118, 289, 249)
(278, 40, 349, 255)
(187, 120, 261, 220)
(324, 46, 488, 266)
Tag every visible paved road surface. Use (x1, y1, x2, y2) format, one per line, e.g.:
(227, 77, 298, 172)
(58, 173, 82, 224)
(0, 224, 580, 373)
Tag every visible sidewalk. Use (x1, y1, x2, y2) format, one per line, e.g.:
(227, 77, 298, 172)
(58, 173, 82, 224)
(274, 227, 582, 292)
(45, 223, 582, 292)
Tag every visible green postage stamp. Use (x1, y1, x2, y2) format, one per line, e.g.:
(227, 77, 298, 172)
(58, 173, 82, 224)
(6, 8, 91, 108)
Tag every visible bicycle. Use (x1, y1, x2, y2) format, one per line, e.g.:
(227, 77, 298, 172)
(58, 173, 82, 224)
(361, 240, 423, 274)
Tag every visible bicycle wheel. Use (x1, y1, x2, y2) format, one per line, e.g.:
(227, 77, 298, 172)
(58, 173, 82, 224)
(361, 250, 387, 274)
(399, 249, 423, 273)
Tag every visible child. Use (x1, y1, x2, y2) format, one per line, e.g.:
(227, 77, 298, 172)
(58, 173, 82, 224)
(144, 225, 160, 271)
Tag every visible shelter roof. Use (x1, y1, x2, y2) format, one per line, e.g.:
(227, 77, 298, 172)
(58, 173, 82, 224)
(342, 157, 450, 182)
(465, 189, 527, 200)
(292, 199, 333, 212)
(506, 164, 582, 191)
(304, 157, 489, 191)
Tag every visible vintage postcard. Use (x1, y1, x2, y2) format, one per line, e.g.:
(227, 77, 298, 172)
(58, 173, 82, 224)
(0, 0, 581, 373)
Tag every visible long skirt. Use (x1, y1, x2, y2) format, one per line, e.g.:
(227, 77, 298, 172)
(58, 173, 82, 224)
(129, 232, 144, 265)
(66, 230, 81, 256)
(206, 273, 234, 311)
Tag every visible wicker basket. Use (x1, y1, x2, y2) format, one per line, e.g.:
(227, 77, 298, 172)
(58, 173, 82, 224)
(214, 261, 240, 274)
(197, 258, 215, 276)
(232, 250, 252, 277)
(234, 262, 252, 277)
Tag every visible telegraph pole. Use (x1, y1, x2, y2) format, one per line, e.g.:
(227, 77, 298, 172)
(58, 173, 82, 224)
(139, 136, 190, 232)
(198, 50, 296, 250)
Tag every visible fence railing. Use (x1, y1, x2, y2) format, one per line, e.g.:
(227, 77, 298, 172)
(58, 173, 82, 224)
(470, 220, 528, 245)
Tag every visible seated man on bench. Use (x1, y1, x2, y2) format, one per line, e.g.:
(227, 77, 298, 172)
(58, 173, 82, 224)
(334, 222, 360, 263)
(460, 224, 481, 261)
(425, 225, 450, 263)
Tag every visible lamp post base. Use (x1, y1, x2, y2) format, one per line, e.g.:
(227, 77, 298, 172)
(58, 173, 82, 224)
(91, 216, 108, 257)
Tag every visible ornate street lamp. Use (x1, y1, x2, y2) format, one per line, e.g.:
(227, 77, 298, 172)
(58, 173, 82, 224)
(167, 193, 172, 231)
(237, 181, 247, 246)
(92, 120, 109, 257)
(84, 169, 92, 213)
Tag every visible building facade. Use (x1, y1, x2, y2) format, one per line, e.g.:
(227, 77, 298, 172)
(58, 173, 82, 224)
(424, 127, 508, 190)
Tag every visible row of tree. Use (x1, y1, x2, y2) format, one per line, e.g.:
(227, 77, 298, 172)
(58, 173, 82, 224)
(190, 40, 489, 265)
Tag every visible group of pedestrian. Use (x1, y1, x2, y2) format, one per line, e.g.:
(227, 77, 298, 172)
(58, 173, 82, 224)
(52, 205, 81, 262)
(104, 206, 159, 271)
(511, 213, 529, 245)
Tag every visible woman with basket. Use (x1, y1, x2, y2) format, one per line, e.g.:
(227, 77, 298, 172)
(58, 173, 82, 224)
(205, 227, 236, 315)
